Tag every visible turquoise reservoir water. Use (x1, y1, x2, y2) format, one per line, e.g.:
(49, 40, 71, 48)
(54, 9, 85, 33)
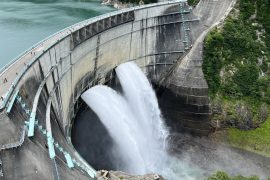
(0, 0, 115, 69)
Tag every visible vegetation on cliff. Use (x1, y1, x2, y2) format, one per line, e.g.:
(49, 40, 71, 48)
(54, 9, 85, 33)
(203, 0, 270, 155)
(207, 171, 263, 180)
(203, 0, 270, 100)
(187, 0, 200, 6)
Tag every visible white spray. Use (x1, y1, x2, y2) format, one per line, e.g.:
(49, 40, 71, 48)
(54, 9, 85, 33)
(82, 62, 202, 178)
(81, 85, 146, 173)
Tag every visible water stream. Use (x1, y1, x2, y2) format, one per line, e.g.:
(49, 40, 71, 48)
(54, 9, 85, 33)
(81, 62, 202, 179)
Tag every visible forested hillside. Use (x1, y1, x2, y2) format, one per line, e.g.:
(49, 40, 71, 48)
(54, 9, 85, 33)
(203, 0, 270, 156)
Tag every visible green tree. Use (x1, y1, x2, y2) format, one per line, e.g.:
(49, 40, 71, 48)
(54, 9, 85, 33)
(232, 64, 259, 96)
(207, 171, 259, 180)
(187, 0, 200, 6)
(203, 29, 224, 94)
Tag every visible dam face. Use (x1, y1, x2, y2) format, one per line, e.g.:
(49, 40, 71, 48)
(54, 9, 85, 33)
(0, 0, 236, 178)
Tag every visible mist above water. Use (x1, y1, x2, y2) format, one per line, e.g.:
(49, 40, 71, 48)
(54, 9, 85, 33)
(81, 62, 202, 179)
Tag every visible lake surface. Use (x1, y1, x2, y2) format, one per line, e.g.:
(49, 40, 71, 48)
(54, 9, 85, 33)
(0, 0, 115, 69)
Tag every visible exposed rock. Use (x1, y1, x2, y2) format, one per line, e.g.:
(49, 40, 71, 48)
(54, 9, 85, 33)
(101, 0, 140, 9)
(211, 100, 256, 130)
(211, 98, 223, 114)
(96, 170, 164, 180)
(210, 99, 270, 131)
(233, 103, 253, 130)
(210, 98, 225, 130)
(258, 103, 269, 124)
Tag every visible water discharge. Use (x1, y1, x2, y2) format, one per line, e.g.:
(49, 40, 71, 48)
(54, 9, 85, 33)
(81, 86, 146, 173)
(82, 62, 202, 179)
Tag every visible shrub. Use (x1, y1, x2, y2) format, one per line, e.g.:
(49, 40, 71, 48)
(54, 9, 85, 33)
(232, 64, 259, 96)
(207, 171, 259, 180)
(187, 0, 200, 6)
(203, 29, 224, 94)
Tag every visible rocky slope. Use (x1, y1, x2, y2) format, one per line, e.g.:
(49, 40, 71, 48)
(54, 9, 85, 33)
(97, 170, 164, 180)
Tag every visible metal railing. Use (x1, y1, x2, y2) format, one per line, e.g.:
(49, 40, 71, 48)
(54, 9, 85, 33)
(0, 0, 186, 75)
(0, 0, 186, 111)
(16, 94, 96, 178)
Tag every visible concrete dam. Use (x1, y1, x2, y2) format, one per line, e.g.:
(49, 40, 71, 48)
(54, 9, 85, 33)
(0, 0, 235, 179)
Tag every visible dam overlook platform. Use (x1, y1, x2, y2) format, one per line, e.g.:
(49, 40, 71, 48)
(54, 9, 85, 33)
(0, 0, 236, 179)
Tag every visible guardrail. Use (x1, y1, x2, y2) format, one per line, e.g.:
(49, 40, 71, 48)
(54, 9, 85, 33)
(0, 0, 186, 111)
(16, 94, 96, 178)
(0, 0, 186, 75)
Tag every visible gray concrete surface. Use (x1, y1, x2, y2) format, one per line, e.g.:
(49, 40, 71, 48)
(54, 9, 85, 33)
(160, 0, 236, 135)
(0, 0, 237, 178)
(0, 1, 195, 179)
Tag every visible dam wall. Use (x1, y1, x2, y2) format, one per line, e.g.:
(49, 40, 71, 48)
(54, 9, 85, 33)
(0, 1, 197, 179)
(159, 0, 236, 136)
